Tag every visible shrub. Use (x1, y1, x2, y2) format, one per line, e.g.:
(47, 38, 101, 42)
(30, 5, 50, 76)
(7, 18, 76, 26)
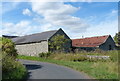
(39, 52, 52, 58)
(2, 53, 27, 80)
(73, 55, 88, 62)
(2, 37, 18, 58)
(1, 38, 27, 80)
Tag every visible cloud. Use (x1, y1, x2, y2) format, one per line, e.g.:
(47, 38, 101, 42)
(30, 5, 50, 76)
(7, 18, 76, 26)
(71, 19, 118, 39)
(32, 2, 79, 15)
(22, 8, 32, 16)
(1, 21, 32, 36)
(31, 2, 89, 33)
(90, 20, 118, 37)
(2, 2, 117, 39)
(2, 2, 20, 14)
(1, 20, 53, 36)
(112, 10, 118, 14)
(2, 0, 119, 2)
(70, 9, 118, 39)
(41, 23, 53, 31)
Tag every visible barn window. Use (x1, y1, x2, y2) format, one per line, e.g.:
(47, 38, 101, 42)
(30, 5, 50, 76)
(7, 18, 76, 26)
(109, 45, 112, 50)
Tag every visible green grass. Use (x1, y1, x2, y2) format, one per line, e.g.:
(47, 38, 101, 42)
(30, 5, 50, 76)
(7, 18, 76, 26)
(18, 54, 118, 79)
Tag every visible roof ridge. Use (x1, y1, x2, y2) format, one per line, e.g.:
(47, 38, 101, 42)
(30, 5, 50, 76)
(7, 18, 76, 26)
(12, 29, 59, 44)
(27, 30, 58, 36)
(13, 30, 58, 38)
(72, 35, 110, 40)
(72, 35, 110, 47)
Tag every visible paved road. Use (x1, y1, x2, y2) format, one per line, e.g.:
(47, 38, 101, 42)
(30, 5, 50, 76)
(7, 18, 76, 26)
(19, 59, 90, 79)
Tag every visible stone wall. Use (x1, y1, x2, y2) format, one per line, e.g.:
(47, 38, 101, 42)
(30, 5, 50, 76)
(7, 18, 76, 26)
(15, 41, 48, 56)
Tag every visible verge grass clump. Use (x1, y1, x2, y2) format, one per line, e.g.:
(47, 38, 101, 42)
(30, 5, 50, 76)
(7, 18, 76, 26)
(39, 52, 52, 58)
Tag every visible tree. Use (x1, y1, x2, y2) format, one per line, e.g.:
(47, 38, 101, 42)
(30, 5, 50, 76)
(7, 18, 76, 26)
(114, 32, 120, 46)
(49, 35, 69, 52)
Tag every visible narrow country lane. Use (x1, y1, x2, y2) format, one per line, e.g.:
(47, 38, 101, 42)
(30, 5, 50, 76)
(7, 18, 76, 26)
(19, 59, 91, 79)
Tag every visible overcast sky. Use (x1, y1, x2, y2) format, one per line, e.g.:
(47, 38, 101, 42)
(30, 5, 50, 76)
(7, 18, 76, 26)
(1, 1, 118, 39)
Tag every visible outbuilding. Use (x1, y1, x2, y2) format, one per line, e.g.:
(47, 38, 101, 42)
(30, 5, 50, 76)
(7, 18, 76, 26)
(72, 35, 116, 51)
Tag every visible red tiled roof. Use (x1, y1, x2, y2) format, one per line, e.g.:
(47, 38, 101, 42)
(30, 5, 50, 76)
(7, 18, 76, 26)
(72, 35, 110, 47)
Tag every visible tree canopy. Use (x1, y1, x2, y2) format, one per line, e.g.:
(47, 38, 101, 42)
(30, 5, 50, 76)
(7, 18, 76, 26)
(49, 35, 69, 52)
(114, 32, 120, 46)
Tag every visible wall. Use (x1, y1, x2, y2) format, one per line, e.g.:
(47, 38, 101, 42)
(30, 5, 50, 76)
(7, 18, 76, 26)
(15, 41, 48, 56)
(99, 36, 116, 51)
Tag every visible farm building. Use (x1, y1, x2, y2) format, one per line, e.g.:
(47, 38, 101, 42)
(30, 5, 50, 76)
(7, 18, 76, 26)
(72, 35, 116, 51)
(11, 28, 72, 56)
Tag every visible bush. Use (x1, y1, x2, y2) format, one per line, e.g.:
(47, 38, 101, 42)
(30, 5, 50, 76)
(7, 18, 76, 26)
(2, 37, 18, 58)
(72, 55, 88, 62)
(39, 52, 52, 58)
(1, 38, 27, 80)
(2, 53, 27, 80)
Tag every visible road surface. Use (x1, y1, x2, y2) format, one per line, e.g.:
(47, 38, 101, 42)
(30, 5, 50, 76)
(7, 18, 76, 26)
(19, 59, 91, 79)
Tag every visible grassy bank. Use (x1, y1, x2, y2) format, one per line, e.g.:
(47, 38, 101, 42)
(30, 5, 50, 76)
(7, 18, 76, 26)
(18, 50, 118, 79)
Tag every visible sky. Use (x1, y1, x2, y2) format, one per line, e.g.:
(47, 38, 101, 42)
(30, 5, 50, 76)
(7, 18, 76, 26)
(1, 1, 119, 39)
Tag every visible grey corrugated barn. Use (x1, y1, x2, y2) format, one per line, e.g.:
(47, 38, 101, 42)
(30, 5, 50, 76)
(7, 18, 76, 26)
(12, 28, 71, 56)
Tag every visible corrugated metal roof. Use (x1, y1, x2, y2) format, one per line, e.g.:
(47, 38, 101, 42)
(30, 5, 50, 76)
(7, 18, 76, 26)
(72, 35, 109, 47)
(12, 30, 58, 44)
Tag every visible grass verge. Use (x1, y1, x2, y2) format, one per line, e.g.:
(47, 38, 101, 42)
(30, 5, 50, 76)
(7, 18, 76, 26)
(18, 55, 118, 79)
